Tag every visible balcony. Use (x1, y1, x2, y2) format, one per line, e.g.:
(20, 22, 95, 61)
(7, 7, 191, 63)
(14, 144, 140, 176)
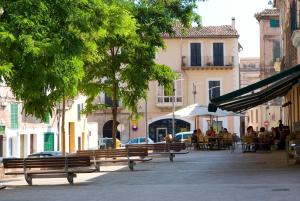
(156, 96, 183, 107)
(182, 56, 234, 69)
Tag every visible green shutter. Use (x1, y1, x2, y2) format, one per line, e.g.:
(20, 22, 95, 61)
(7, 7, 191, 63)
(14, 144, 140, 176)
(270, 19, 279, 28)
(10, 103, 18, 129)
(44, 132, 54, 151)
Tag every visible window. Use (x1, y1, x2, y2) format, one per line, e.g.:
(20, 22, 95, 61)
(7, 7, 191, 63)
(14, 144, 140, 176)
(77, 104, 81, 121)
(190, 43, 201, 66)
(273, 41, 281, 62)
(104, 94, 119, 107)
(140, 138, 145, 143)
(270, 19, 279, 28)
(207, 120, 222, 132)
(157, 74, 183, 103)
(208, 81, 220, 100)
(213, 43, 224, 66)
(10, 103, 18, 129)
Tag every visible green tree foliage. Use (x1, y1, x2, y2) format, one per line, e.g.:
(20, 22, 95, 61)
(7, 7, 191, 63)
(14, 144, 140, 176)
(0, 0, 107, 119)
(81, 0, 202, 145)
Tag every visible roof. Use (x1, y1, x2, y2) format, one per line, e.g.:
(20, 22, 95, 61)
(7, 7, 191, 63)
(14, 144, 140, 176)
(255, 9, 279, 21)
(209, 64, 300, 112)
(162, 25, 239, 38)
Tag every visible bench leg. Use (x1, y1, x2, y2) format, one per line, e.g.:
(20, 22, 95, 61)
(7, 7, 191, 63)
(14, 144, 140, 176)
(95, 164, 100, 172)
(67, 173, 75, 185)
(25, 174, 32, 186)
(128, 160, 135, 171)
(169, 153, 175, 162)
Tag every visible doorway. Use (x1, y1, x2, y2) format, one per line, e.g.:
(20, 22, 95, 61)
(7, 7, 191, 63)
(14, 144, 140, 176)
(156, 128, 167, 142)
(69, 122, 75, 153)
(103, 120, 120, 139)
(30, 134, 37, 154)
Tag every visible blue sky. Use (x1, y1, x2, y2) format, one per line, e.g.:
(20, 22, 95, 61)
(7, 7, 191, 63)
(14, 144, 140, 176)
(197, 0, 273, 58)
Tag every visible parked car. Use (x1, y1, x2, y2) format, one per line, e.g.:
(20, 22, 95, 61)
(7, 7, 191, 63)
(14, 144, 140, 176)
(125, 137, 154, 146)
(98, 138, 121, 149)
(175, 131, 193, 143)
(28, 151, 63, 158)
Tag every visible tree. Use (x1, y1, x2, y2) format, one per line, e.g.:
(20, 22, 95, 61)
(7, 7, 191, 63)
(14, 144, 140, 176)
(82, 0, 202, 146)
(0, 0, 109, 154)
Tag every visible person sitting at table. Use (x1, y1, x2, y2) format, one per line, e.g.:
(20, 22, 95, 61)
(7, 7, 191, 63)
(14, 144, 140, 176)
(258, 127, 267, 138)
(206, 126, 216, 137)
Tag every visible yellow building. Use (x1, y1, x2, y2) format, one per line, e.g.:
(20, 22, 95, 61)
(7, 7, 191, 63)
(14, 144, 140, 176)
(132, 19, 242, 142)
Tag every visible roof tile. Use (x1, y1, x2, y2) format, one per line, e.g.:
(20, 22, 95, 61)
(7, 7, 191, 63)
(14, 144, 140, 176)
(162, 25, 239, 38)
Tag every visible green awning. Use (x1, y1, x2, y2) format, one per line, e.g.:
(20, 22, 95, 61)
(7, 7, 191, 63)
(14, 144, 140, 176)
(209, 64, 300, 112)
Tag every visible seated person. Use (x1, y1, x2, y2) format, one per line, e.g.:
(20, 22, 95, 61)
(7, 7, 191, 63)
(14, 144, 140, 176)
(206, 126, 216, 137)
(164, 134, 173, 143)
(258, 127, 267, 138)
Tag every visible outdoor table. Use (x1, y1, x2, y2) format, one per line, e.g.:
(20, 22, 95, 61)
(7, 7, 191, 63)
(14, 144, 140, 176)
(207, 137, 221, 150)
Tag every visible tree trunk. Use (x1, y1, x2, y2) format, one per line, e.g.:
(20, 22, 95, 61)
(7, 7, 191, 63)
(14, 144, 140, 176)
(61, 96, 66, 155)
(112, 82, 118, 149)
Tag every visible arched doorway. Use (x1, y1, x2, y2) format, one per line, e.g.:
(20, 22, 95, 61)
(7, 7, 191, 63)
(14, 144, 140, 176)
(149, 119, 191, 142)
(103, 120, 120, 139)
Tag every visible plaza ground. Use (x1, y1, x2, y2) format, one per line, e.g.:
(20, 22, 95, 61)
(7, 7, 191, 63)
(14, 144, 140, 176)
(1, 148, 300, 201)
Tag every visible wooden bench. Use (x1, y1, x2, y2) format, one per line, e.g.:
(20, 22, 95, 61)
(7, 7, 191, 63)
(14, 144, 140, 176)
(3, 156, 94, 185)
(126, 143, 188, 162)
(77, 148, 152, 171)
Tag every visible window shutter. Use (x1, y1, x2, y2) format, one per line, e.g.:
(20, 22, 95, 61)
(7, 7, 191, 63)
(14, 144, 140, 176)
(190, 43, 201, 66)
(10, 103, 18, 129)
(213, 43, 224, 66)
(77, 104, 81, 121)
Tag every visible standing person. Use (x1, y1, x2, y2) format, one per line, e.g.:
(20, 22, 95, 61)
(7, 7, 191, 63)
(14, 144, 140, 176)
(192, 130, 198, 150)
(278, 120, 284, 131)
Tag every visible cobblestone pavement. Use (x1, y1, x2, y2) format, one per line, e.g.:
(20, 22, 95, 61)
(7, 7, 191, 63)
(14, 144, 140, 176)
(1, 149, 300, 201)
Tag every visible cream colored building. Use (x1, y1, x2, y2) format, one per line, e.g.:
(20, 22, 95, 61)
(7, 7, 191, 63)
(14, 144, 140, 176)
(88, 19, 242, 142)
(58, 95, 96, 153)
(132, 20, 241, 142)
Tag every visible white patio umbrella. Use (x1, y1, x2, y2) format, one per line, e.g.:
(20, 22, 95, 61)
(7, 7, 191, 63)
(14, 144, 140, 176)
(167, 103, 242, 118)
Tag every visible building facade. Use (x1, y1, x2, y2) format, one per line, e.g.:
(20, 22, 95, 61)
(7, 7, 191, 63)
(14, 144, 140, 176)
(239, 57, 260, 88)
(274, 0, 300, 132)
(243, 9, 282, 132)
(0, 82, 93, 157)
(132, 20, 241, 142)
(255, 9, 282, 79)
(0, 84, 56, 158)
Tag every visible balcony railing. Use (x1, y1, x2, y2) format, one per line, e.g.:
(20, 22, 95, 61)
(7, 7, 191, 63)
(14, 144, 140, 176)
(156, 96, 183, 107)
(182, 56, 234, 68)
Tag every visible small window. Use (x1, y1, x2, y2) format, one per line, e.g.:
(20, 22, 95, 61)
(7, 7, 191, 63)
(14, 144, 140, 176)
(270, 19, 279, 28)
(140, 138, 145, 143)
(208, 81, 221, 100)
